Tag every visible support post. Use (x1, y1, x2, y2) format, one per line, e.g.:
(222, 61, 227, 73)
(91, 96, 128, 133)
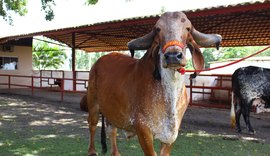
(8, 75, 10, 89)
(189, 76, 193, 106)
(61, 78, 64, 102)
(31, 76, 34, 96)
(72, 33, 76, 91)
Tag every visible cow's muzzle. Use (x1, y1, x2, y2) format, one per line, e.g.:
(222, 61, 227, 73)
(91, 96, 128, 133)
(164, 52, 183, 66)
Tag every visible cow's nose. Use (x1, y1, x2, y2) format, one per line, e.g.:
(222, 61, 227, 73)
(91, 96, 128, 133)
(164, 52, 182, 65)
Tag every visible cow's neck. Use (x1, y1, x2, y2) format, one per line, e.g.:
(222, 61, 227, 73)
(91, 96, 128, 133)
(137, 50, 185, 144)
(156, 64, 185, 144)
(160, 67, 185, 113)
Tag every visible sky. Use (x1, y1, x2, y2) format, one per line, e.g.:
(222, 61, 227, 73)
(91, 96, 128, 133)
(0, 0, 254, 37)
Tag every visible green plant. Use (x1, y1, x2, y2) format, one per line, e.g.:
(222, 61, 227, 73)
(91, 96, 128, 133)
(33, 42, 67, 70)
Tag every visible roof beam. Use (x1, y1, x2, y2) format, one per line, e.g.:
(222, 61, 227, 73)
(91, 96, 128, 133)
(186, 2, 270, 18)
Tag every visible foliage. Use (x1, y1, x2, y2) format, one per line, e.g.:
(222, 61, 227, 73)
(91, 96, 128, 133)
(217, 46, 270, 61)
(202, 48, 216, 68)
(33, 42, 67, 70)
(85, 0, 98, 5)
(1, 0, 98, 25)
(41, 0, 55, 21)
(0, 0, 28, 24)
(75, 51, 110, 71)
(76, 50, 90, 70)
(89, 52, 108, 67)
(198, 46, 270, 69)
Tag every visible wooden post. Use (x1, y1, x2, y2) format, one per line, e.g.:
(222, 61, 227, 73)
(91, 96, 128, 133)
(72, 33, 76, 91)
(40, 70, 42, 88)
(61, 78, 64, 102)
(31, 76, 34, 96)
(8, 75, 10, 89)
(189, 76, 193, 106)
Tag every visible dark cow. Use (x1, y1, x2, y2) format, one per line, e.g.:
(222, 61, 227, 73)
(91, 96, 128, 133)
(231, 66, 270, 134)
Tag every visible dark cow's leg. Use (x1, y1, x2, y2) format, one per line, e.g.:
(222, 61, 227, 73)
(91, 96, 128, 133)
(235, 103, 242, 133)
(242, 103, 255, 134)
(235, 109, 242, 133)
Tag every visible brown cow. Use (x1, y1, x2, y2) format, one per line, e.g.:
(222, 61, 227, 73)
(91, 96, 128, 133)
(80, 95, 88, 112)
(87, 11, 222, 156)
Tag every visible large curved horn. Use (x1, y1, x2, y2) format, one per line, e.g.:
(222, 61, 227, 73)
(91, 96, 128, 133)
(191, 28, 222, 50)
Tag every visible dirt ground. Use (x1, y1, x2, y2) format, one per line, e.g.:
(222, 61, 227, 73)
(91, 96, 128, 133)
(1, 92, 270, 144)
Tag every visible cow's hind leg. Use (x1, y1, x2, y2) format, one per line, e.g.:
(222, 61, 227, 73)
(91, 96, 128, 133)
(87, 105, 99, 156)
(235, 104, 242, 133)
(243, 115, 255, 134)
(242, 104, 255, 134)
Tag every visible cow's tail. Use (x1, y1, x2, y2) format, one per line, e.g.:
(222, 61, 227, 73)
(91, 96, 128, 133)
(101, 114, 107, 154)
(230, 92, 236, 129)
(79, 95, 88, 112)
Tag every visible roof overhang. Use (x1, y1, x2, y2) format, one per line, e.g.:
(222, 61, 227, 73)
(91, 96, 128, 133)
(0, 1, 269, 52)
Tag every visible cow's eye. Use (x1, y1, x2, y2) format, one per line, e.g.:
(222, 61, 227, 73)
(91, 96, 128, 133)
(186, 28, 191, 32)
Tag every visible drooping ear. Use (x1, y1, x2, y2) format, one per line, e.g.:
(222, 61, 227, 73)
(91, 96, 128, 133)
(187, 34, 205, 77)
(127, 28, 160, 58)
(191, 26, 222, 50)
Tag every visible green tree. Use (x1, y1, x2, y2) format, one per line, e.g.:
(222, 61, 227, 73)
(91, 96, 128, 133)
(33, 42, 67, 70)
(217, 47, 249, 61)
(0, 0, 27, 24)
(76, 50, 90, 70)
(216, 46, 270, 61)
(202, 48, 217, 68)
(1, 0, 98, 24)
(89, 52, 108, 67)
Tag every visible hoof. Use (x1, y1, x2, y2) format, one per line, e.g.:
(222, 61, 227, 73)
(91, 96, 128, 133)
(248, 130, 256, 135)
(88, 153, 98, 156)
(236, 129, 242, 133)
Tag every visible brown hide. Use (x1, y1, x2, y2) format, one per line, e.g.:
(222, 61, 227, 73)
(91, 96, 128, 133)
(87, 11, 222, 156)
(88, 52, 160, 131)
(79, 95, 88, 112)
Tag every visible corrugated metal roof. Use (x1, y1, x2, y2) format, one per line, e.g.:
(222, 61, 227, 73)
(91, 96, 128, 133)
(1, 0, 270, 52)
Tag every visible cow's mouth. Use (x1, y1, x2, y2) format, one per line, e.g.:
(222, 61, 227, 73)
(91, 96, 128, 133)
(163, 61, 186, 69)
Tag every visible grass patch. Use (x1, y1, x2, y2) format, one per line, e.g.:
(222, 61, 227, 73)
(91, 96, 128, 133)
(1, 96, 269, 156)
(1, 127, 269, 156)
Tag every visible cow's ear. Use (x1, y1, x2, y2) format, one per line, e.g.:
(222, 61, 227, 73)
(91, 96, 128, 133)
(187, 34, 205, 77)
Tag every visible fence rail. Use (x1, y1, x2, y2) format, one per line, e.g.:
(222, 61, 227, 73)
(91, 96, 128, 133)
(187, 74, 232, 109)
(0, 71, 88, 101)
(0, 71, 233, 108)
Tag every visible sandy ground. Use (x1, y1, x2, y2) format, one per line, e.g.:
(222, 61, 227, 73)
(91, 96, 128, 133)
(1, 91, 270, 144)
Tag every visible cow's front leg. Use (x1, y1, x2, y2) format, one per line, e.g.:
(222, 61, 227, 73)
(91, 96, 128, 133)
(135, 120, 157, 156)
(108, 125, 121, 156)
(160, 142, 173, 156)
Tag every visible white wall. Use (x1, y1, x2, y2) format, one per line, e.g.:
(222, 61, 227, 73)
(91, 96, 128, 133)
(0, 46, 33, 88)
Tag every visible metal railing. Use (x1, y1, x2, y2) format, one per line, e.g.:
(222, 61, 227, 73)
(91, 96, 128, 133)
(187, 74, 232, 109)
(0, 71, 88, 101)
(0, 72, 232, 108)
